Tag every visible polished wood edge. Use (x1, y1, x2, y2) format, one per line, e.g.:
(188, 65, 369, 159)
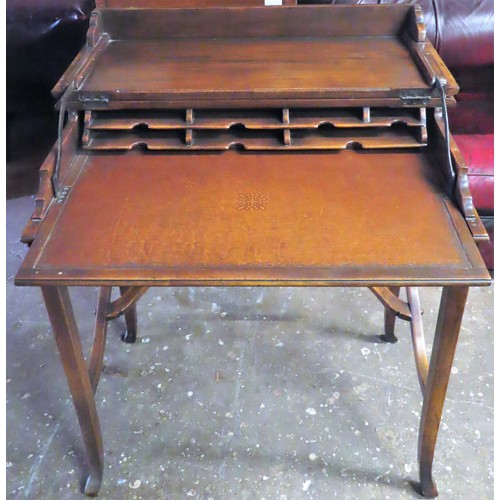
(20, 113, 80, 245)
(63, 97, 455, 111)
(15, 275, 492, 288)
(66, 86, 447, 102)
(369, 286, 412, 321)
(432, 110, 488, 241)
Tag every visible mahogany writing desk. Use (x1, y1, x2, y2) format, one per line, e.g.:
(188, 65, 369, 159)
(15, 3, 491, 497)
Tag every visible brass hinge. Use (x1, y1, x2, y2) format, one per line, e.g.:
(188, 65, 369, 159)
(78, 94, 110, 106)
(400, 95, 431, 106)
(55, 186, 71, 204)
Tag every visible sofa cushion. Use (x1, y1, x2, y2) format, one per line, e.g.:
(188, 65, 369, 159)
(448, 66, 493, 135)
(454, 134, 493, 214)
(332, 0, 493, 68)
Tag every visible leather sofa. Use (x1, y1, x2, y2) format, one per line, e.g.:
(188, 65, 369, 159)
(6, 0, 494, 268)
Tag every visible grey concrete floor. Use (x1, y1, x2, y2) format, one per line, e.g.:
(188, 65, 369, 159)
(7, 196, 494, 500)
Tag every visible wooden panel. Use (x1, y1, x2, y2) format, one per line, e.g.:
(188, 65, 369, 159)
(100, 5, 411, 39)
(15, 150, 489, 286)
(78, 37, 431, 102)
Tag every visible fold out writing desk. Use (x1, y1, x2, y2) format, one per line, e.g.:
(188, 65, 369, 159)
(15, 3, 491, 497)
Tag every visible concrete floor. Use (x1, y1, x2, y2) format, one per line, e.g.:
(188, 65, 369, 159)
(7, 196, 494, 500)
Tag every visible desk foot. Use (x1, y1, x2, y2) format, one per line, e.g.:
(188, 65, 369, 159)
(121, 330, 137, 344)
(419, 471, 438, 498)
(379, 333, 398, 344)
(417, 286, 468, 500)
(380, 286, 400, 343)
(119, 286, 137, 343)
(84, 473, 102, 496)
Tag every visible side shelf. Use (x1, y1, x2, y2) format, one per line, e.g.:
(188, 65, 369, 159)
(429, 109, 489, 242)
(20, 112, 80, 245)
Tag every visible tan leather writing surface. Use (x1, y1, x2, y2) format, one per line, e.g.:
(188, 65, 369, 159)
(17, 149, 487, 286)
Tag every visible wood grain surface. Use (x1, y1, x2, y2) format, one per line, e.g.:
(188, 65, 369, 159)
(78, 37, 430, 102)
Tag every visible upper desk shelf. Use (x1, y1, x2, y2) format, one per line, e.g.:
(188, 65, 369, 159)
(54, 4, 458, 109)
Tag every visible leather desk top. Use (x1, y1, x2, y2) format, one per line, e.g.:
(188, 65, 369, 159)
(15, 149, 489, 287)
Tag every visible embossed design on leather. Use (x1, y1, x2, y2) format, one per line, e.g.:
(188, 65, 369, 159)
(236, 192, 268, 211)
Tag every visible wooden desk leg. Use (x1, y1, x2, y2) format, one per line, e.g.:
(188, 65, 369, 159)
(418, 286, 468, 498)
(381, 286, 400, 343)
(42, 286, 104, 496)
(119, 286, 138, 344)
